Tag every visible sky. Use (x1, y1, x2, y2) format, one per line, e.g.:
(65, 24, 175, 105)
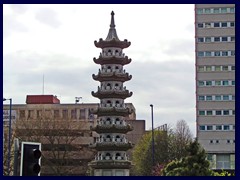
(3, 4, 196, 136)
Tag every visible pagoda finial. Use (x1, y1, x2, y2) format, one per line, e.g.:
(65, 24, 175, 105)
(105, 11, 119, 41)
(110, 11, 115, 28)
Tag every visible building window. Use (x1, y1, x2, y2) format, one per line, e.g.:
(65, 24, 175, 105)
(197, 51, 204, 57)
(209, 140, 213, 144)
(221, 22, 228, 27)
(214, 22, 220, 27)
(206, 81, 212, 86)
(222, 51, 228, 56)
(214, 51, 220, 56)
(231, 81, 235, 86)
(216, 154, 230, 169)
(230, 8, 235, 13)
(206, 66, 212, 71)
(197, 23, 204, 28)
(198, 81, 204, 86)
(205, 51, 212, 57)
(230, 37, 235, 42)
(28, 110, 34, 119)
(206, 110, 212, 116)
(198, 96, 205, 101)
(54, 110, 60, 118)
(232, 95, 235, 101)
(214, 37, 220, 42)
(80, 109, 86, 119)
(215, 66, 221, 71)
(220, 8, 227, 13)
(197, 37, 204, 42)
(198, 66, 204, 72)
(215, 81, 221, 86)
(215, 95, 221, 101)
(205, 37, 211, 42)
(197, 9, 203, 14)
(216, 140, 219, 144)
(231, 66, 235, 71)
(199, 111, 205, 116)
(230, 22, 235, 27)
(205, 8, 211, 14)
(227, 140, 230, 144)
(221, 37, 228, 42)
(20, 110, 25, 119)
(71, 109, 77, 119)
(232, 110, 235, 115)
(199, 125, 205, 130)
(216, 110, 222, 115)
(216, 125, 222, 130)
(223, 95, 229, 101)
(222, 66, 229, 71)
(222, 80, 229, 86)
(207, 125, 213, 131)
(205, 22, 211, 28)
(231, 51, 235, 56)
(224, 125, 230, 130)
(223, 110, 229, 115)
(213, 8, 220, 13)
(206, 96, 212, 101)
(62, 109, 68, 119)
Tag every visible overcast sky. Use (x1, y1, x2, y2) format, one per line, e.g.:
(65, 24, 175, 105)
(3, 4, 196, 136)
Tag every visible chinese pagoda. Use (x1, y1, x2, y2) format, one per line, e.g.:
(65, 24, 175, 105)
(89, 11, 133, 176)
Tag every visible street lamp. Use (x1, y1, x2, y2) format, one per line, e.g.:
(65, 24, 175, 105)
(150, 104, 155, 167)
(3, 98, 12, 176)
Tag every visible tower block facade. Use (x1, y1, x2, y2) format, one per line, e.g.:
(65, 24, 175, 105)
(89, 11, 134, 176)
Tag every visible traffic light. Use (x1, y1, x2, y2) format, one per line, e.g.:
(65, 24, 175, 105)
(20, 142, 41, 176)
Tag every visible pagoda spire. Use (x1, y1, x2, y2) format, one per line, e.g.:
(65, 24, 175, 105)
(105, 11, 120, 41)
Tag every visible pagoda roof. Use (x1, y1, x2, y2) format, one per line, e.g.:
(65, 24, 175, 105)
(92, 71, 132, 82)
(91, 89, 133, 99)
(94, 11, 131, 49)
(93, 56, 131, 65)
(89, 160, 132, 169)
(89, 141, 134, 151)
(90, 107, 132, 117)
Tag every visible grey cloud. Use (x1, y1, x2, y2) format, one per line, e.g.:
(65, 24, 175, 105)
(35, 8, 61, 28)
(9, 4, 28, 14)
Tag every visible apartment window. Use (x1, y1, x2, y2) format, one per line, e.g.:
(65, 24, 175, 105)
(198, 66, 204, 72)
(206, 81, 212, 86)
(232, 95, 235, 101)
(199, 125, 205, 130)
(221, 37, 228, 42)
(54, 110, 60, 118)
(215, 95, 221, 101)
(215, 81, 221, 86)
(213, 8, 220, 13)
(217, 154, 230, 169)
(230, 37, 235, 42)
(231, 51, 235, 56)
(216, 140, 219, 144)
(214, 37, 220, 42)
(214, 51, 220, 56)
(206, 96, 212, 101)
(20, 110, 25, 119)
(198, 81, 204, 86)
(230, 8, 235, 13)
(28, 110, 34, 119)
(71, 109, 77, 119)
(221, 22, 228, 27)
(205, 51, 212, 57)
(227, 140, 230, 144)
(222, 66, 229, 71)
(222, 51, 228, 56)
(197, 23, 204, 28)
(205, 37, 211, 42)
(223, 110, 229, 115)
(221, 8, 227, 13)
(198, 96, 205, 101)
(232, 110, 235, 115)
(230, 22, 235, 27)
(210, 140, 213, 144)
(223, 95, 229, 101)
(199, 111, 205, 116)
(197, 37, 204, 42)
(207, 125, 213, 131)
(214, 22, 220, 27)
(216, 110, 222, 115)
(197, 51, 204, 57)
(205, 8, 211, 14)
(206, 110, 212, 116)
(62, 109, 68, 119)
(233, 125, 235, 130)
(222, 80, 229, 86)
(215, 66, 221, 71)
(232, 81, 235, 86)
(231, 66, 235, 71)
(205, 23, 211, 28)
(197, 9, 203, 14)
(206, 66, 212, 71)
(80, 109, 86, 119)
(224, 125, 230, 130)
(216, 125, 222, 130)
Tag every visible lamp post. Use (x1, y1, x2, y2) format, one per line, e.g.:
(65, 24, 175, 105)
(3, 98, 12, 176)
(150, 104, 154, 167)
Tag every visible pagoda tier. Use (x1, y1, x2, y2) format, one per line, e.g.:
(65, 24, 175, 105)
(92, 71, 132, 82)
(93, 56, 131, 65)
(90, 107, 132, 117)
(94, 38, 131, 49)
(89, 141, 134, 151)
(91, 89, 133, 99)
(90, 124, 133, 134)
(89, 160, 132, 169)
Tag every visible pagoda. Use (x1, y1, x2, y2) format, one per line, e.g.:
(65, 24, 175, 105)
(89, 11, 133, 176)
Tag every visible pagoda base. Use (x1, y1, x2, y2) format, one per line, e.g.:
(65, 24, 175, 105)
(93, 169, 130, 176)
